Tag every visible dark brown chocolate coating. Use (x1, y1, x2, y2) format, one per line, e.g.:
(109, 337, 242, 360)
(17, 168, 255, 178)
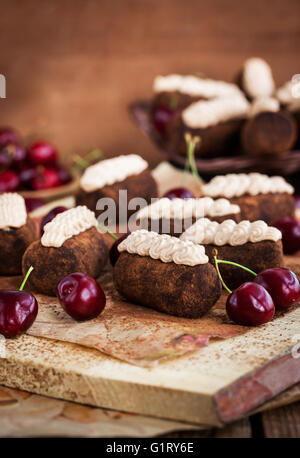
(151, 91, 203, 113)
(114, 252, 221, 318)
(76, 168, 158, 222)
(241, 111, 297, 155)
(0, 217, 38, 276)
(166, 113, 244, 158)
(205, 240, 283, 290)
(230, 192, 295, 224)
(138, 212, 241, 237)
(22, 227, 108, 296)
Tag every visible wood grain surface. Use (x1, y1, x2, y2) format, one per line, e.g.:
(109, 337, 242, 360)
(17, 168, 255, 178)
(1, 0, 300, 167)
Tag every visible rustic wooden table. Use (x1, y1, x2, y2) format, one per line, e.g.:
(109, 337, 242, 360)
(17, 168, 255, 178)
(163, 402, 300, 438)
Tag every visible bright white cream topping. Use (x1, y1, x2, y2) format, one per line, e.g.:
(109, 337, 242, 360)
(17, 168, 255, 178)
(153, 74, 241, 98)
(249, 97, 280, 117)
(80, 154, 148, 192)
(276, 80, 300, 112)
(202, 173, 294, 198)
(180, 218, 282, 246)
(136, 197, 240, 220)
(41, 206, 98, 248)
(242, 58, 275, 99)
(182, 93, 250, 128)
(118, 229, 208, 266)
(0, 193, 27, 230)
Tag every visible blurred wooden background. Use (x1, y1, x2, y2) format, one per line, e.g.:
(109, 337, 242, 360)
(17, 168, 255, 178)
(1, 0, 300, 167)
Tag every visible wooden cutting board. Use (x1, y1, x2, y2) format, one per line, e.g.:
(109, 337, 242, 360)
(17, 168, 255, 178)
(1, 256, 300, 427)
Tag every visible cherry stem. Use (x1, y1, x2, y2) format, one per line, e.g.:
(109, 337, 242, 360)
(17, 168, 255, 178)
(213, 255, 257, 295)
(98, 223, 118, 241)
(216, 259, 257, 277)
(19, 266, 34, 291)
(214, 255, 232, 294)
(185, 133, 202, 185)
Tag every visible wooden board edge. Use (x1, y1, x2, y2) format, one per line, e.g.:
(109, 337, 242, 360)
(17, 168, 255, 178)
(0, 351, 222, 427)
(213, 348, 300, 423)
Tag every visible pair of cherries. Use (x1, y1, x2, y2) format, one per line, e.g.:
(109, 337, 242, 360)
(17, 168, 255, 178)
(0, 267, 107, 338)
(214, 257, 300, 326)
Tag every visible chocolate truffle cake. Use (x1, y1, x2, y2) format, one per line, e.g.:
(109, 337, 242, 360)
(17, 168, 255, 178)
(201, 173, 295, 224)
(22, 206, 108, 296)
(76, 154, 158, 222)
(114, 230, 221, 318)
(180, 218, 283, 289)
(276, 79, 300, 145)
(135, 197, 241, 236)
(0, 193, 38, 275)
(151, 74, 250, 157)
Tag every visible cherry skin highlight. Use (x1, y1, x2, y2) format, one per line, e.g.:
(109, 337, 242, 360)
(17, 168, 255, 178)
(254, 267, 300, 309)
(226, 282, 275, 326)
(57, 272, 106, 321)
(27, 141, 57, 166)
(163, 187, 194, 200)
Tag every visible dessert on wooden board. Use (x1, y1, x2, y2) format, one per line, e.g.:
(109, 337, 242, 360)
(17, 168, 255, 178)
(22, 206, 108, 296)
(113, 230, 221, 318)
(135, 196, 241, 236)
(76, 154, 158, 220)
(180, 218, 283, 290)
(0, 193, 38, 275)
(151, 74, 249, 157)
(201, 172, 295, 224)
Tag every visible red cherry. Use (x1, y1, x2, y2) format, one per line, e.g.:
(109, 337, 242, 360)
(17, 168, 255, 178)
(19, 166, 38, 189)
(56, 166, 72, 185)
(40, 206, 67, 235)
(274, 216, 300, 254)
(0, 170, 20, 192)
(0, 148, 12, 171)
(226, 282, 275, 326)
(153, 105, 177, 136)
(4, 143, 27, 170)
(56, 272, 106, 321)
(254, 268, 300, 309)
(0, 290, 38, 338)
(0, 127, 20, 148)
(30, 166, 61, 190)
(27, 141, 57, 166)
(163, 187, 194, 200)
(25, 197, 45, 213)
(109, 233, 130, 266)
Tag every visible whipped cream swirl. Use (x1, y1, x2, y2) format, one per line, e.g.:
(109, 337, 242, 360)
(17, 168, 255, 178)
(80, 154, 148, 192)
(182, 93, 250, 128)
(0, 193, 27, 230)
(118, 230, 208, 266)
(136, 197, 240, 220)
(242, 57, 275, 99)
(249, 97, 280, 117)
(202, 173, 294, 198)
(41, 206, 98, 248)
(153, 74, 241, 98)
(180, 218, 282, 246)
